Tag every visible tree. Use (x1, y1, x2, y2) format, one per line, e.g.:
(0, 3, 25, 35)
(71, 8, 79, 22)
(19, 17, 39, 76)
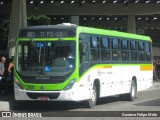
(28, 15, 51, 26)
(0, 14, 10, 50)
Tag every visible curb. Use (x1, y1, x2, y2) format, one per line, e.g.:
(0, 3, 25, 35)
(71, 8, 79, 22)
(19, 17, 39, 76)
(0, 101, 9, 111)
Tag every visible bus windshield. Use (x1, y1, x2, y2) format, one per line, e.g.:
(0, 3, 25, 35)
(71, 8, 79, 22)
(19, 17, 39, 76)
(17, 40, 75, 77)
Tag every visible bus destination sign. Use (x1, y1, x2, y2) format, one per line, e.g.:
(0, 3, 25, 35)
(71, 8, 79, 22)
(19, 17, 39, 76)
(19, 29, 76, 38)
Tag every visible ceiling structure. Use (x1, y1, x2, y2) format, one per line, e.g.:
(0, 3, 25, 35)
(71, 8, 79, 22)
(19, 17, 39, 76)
(0, 0, 160, 38)
(0, 0, 160, 51)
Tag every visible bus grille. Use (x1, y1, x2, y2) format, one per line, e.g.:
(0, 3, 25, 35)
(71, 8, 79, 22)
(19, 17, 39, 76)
(26, 92, 60, 99)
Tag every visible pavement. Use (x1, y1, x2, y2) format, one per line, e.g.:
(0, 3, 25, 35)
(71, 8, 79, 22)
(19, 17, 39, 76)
(0, 81, 160, 111)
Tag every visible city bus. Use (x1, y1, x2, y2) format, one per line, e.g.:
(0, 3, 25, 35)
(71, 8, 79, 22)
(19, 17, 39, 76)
(14, 23, 153, 108)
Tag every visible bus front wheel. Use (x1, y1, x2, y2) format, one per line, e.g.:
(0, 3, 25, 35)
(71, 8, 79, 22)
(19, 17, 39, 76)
(85, 84, 97, 108)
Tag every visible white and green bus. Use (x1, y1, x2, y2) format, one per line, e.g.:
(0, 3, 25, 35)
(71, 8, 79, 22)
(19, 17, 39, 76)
(14, 23, 153, 108)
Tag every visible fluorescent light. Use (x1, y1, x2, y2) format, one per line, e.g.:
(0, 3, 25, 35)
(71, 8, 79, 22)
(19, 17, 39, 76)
(50, 1, 54, 3)
(30, 1, 34, 4)
(115, 18, 118, 20)
(146, 1, 150, 3)
(71, 1, 74, 4)
(107, 18, 110, 20)
(99, 18, 102, 20)
(40, 1, 44, 4)
(61, 18, 64, 20)
(157, 1, 160, 3)
(61, 1, 64, 4)
(92, 0, 96, 3)
(157, 28, 160, 29)
(113, 0, 117, 3)
(138, 18, 141, 20)
(0, 2, 3, 4)
(54, 18, 56, 20)
(82, 1, 85, 3)
(145, 18, 148, 20)
(135, 0, 139, 3)
(151, 28, 153, 29)
(92, 18, 95, 20)
(154, 17, 158, 20)
(102, 1, 106, 3)
(84, 18, 86, 20)
(124, 1, 127, 3)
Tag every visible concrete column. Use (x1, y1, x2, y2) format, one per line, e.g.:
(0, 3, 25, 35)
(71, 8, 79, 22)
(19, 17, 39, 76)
(8, 0, 27, 57)
(127, 15, 136, 34)
(71, 16, 79, 25)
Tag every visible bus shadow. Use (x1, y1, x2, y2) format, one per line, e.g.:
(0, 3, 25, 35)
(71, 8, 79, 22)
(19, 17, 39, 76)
(96, 95, 136, 105)
(134, 98, 160, 106)
(8, 96, 135, 112)
(9, 101, 87, 112)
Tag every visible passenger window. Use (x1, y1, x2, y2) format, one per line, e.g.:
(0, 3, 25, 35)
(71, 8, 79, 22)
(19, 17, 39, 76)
(138, 42, 143, 51)
(122, 40, 129, 61)
(130, 41, 137, 62)
(146, 42, 151, 61)
(138, 42, 145, 61)
(130, 41, 137, 50)
(101, 37, 111, 61)
(90, 36, 99, 61)
(101, 37, 109, 49)
(112, 38, 119, 49)
(91, 36, 98, 48)
(122, 40, 128, 50)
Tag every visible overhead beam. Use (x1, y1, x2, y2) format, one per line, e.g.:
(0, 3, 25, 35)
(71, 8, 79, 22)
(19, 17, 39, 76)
(1, 3, 160, 15)
(26, 4, 160, 15)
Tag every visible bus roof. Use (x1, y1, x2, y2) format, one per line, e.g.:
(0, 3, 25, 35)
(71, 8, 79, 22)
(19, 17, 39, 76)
(77, 26, 151, 41)
(19, 24, 151, 41)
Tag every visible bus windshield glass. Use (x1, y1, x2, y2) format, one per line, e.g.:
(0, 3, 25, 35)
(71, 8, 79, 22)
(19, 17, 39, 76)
(17, 41, 75, 77)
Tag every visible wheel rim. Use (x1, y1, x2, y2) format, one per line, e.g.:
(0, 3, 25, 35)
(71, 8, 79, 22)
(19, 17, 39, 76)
(90, 89, 96, 103)
(131, 84, 135, 98)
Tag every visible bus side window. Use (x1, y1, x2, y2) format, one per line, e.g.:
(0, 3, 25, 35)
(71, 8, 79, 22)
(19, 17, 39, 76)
(112, 38, 120, 61)
(90, 36, 99, 61)
(101, 37, 111, 61)
(79, 34, 89, 65)
(121, 40, 129, 61)
(130, 41, 138, 62)
(146, 42, 151, 61)
(138, 41, 145, 61)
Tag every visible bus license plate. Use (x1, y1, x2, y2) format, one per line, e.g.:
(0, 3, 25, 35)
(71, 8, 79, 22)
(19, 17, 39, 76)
(37, 96, 49, 101)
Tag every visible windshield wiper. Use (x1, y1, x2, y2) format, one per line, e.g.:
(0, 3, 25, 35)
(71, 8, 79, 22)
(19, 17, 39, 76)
(49, 39, 62, 55)
(30, 39, 42, 63)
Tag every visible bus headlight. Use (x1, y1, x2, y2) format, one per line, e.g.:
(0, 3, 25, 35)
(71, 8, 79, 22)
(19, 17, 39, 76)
(64, 79, 76, 90)
(14, 79, 24, 90)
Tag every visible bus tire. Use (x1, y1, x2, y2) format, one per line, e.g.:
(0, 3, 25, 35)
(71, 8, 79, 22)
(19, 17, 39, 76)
(85, 84, 97, 108)
(126, 80, 136, 101)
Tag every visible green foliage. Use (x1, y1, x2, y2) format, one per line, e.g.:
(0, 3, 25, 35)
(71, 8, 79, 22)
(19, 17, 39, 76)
(28, 15, 51, 26)
(0, 14, 9, 49)
(0, 15, 9, 41)
(153, 41, 160, 47)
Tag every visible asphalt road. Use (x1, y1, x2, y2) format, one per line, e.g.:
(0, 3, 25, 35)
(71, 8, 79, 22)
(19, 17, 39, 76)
(0, 82, 160, 119)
